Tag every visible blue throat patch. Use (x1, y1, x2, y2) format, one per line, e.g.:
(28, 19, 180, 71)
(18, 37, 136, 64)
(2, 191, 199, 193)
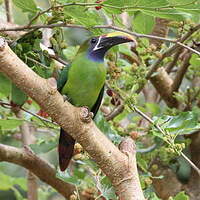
(87, 49, 107, 63)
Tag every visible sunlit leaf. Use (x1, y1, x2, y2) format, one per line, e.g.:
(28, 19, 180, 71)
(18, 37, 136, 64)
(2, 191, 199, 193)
(132, 12, 155, 34)
(13, 0, 38, 13)
(0, 73, 11, 97)
(0, 119, 23, 130)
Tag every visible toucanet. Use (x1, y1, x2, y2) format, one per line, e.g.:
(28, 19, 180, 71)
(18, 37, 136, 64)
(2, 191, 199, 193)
(57, 32, 134, 171)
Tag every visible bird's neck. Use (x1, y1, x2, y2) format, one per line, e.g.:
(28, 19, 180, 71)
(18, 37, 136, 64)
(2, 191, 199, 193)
(87, 49, 107, 63)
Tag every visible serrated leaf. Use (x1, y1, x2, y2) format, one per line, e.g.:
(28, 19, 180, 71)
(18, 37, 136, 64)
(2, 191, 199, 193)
(0, 119, 23, 130)
(133, 12, 155, 34)
(13, 0, 38, 13)
(0, 72, 11, 97)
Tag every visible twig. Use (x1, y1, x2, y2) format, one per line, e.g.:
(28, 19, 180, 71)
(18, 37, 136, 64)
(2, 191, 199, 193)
(165, 48, 182, 73)
(4, 0, 13, 23)
(0, 23, 200, 56)
(181, 152, 200, 176)
(129, 103, 200, 177)
(106, 81, 200, 176)
(0, 100, 55, 124)
(20, 107, 56, 124)
(26, 1, 199, 25)
(105, 104, 124, 121)
(49, 54, 69, 66)
(26, 56, 49, 69)
(146, 23, 200, 79)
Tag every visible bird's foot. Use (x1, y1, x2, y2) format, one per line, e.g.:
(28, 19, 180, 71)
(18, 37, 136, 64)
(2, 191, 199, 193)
(80, 106, 93, 123)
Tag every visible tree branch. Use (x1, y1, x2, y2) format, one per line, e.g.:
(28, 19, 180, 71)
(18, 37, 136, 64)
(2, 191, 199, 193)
(16, 110, 38, 200)
(146, 23, 200, 79)
(0, 23, 199, 56)
(0, 144, 75, 198)
(0, 38, 144, 199)
(0, 21, 26, 39)
(150, 67, 178, 108)
(171, 51, 192, 92)
(4, 0, 13, 23)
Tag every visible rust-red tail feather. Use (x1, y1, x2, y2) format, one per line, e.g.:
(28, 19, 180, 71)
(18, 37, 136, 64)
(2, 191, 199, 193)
(58, 128, 75, 171)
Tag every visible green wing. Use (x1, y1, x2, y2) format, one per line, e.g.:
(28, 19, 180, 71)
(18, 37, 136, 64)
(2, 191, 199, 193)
(57, 66, 70, 92)
(91, 85, 104, 118)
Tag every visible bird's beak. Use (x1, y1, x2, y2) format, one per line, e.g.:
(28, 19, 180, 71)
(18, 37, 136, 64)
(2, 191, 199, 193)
(96, 31, 136, 50)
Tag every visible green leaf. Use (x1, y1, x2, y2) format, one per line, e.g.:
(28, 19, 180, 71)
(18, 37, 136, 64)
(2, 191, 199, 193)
(190, 54, 200, 66)
(137, 155, 148, 172)
(133, 12, 155, 34)
(63, 46, 79, 61)
(153, 112, 200, 135)
(64, 7, 103, 27)
(173, 191, 189, 200)
(176, 4, 200, 15)
(13, 0, 38, 13)
(30, 140, 57, 154)
(168, 0, 196, 4)
(143, 9, 189, 21)
(0, 73, 11, 97)
(0, 119, 23, 130)
(56, 170, 81, 186)
(146, 103, 161, 115)
(135, 0, 169, 8)
(0, 172, 26, 190)
(103, 0, 125, 7)
(11, 83, 28, 106)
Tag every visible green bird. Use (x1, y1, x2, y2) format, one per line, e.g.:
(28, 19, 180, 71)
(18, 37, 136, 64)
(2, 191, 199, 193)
(57, 32, 134, 171)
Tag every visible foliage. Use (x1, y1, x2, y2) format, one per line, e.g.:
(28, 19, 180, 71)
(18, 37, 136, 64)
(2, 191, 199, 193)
(0, 0, 200, 199)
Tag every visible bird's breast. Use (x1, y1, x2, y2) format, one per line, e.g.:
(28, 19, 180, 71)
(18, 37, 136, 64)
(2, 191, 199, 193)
(62, 59, 106, 109)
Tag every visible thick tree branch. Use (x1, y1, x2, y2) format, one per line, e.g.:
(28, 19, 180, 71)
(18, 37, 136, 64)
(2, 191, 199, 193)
(0, 38, 144, 199)
(0, 144, 75, 198)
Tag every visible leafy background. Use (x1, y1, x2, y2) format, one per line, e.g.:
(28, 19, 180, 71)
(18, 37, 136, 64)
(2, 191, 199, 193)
(0, 0, 200, 199)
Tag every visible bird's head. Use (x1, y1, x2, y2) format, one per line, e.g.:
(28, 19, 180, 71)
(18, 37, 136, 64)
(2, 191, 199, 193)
(79, 32, 136, 62)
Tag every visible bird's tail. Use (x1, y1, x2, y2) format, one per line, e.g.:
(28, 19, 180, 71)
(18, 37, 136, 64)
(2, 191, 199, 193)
(58, 128, 75, 171)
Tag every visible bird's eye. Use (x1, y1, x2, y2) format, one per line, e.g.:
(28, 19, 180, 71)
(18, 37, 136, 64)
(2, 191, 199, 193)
(91, 38, 97, 44)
